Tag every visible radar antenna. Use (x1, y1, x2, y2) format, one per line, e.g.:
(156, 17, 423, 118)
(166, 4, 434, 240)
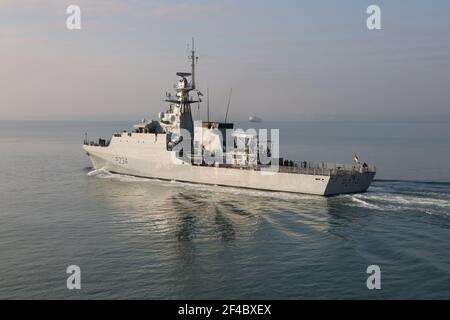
(225, 88, 233, 123)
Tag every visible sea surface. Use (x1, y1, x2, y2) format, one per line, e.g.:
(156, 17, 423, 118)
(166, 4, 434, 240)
(0, 120, 449, 299)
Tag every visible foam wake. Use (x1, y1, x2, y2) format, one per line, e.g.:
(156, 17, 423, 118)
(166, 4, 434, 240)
(350, 196, 383, 210)
(349, 191, 450, 216)
(87, 168, 113, 178)
(87, 168, 161, 182)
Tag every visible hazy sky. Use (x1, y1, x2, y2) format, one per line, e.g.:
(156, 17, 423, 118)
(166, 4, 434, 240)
(1, 0, 450, 121)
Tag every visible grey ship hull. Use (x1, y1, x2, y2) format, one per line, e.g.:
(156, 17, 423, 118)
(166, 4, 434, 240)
(84, 133, 375, 196)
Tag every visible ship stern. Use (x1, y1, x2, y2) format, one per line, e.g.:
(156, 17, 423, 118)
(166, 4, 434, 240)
(323, 171, 376, 196)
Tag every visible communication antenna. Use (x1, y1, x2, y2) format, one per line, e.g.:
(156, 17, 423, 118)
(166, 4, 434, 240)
(225, 88, 233, 123)
(189, 37, 197, 90)
(207, 88, 210, 123)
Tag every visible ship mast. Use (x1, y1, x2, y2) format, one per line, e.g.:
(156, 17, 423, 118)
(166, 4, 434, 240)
(190, 37, 196, 90)
(161, 37, 202, 158)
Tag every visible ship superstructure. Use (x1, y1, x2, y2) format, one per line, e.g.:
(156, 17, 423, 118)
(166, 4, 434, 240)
(83, 40, 376, 196)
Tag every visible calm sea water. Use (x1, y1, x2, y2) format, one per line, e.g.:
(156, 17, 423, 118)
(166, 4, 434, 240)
(0, 120, 449, 299)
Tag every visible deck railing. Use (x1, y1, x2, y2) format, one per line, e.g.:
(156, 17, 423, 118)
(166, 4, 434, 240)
(277, 162, 376, 176)
(211, 161, 376, 176)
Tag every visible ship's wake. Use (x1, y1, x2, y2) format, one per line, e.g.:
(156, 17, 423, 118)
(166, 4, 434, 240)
(346, 181, 450, 216)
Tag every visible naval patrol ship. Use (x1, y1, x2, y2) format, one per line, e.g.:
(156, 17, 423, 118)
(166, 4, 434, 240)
(83, 41, 376, 196)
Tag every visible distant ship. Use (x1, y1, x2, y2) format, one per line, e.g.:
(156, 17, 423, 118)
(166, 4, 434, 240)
(83, 40, 376, 196)
(249, 116, 262, 123)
